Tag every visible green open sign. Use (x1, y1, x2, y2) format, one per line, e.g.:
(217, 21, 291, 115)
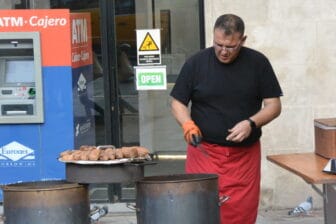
(135, 66, 167, 90)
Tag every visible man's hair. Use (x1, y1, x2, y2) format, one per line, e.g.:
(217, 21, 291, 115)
(214, 14, 245, 36)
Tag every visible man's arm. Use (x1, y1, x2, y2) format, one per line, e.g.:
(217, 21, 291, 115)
(170, 97, 203, 145)
(250, 97, 282, 127)
(170, 97, 191, 126)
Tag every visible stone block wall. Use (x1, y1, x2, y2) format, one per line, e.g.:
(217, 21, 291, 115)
(205, 0, 336, 209)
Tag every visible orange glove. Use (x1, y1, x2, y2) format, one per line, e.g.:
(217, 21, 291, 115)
(182, 120, 202, 145)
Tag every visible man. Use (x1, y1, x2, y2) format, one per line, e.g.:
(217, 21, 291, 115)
(170, 14, 282, 224)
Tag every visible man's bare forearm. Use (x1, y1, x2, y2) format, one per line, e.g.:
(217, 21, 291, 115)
(250, 97, 281, 128)
(170, 97, 191, 126)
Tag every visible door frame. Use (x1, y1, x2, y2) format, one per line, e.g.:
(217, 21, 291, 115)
(99, 0, 122, 147)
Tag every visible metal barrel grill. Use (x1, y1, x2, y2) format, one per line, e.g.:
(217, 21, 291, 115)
(135, 173, 220, 224)
(1, 180, 90, 224)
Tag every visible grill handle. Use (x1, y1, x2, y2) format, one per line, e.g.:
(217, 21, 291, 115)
(126, 203, 140, 212)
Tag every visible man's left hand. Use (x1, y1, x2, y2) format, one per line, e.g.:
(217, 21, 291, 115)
(226, 120, 252, 142)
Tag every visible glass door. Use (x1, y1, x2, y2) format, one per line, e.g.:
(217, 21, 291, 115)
(135, 0, 203, 177)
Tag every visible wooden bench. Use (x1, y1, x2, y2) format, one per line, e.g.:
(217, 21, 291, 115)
(267, 152, 336, 224)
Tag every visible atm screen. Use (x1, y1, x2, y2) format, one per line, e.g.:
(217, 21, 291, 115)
(5, 59, 35, 83)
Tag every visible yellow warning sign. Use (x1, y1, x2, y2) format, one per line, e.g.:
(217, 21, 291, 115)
(139, 32, 159, 51)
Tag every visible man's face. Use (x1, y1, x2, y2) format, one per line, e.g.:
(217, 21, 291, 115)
(213, 28, 246, 64)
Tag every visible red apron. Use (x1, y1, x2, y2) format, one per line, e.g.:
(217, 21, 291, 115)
(185, 141, 261, 224)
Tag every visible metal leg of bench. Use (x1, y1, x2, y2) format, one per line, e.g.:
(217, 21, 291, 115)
(323, 184, 336, 224)
(311, 184, 323, 197)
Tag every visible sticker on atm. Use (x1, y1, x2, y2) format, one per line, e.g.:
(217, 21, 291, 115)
(0, 141, 36, 167)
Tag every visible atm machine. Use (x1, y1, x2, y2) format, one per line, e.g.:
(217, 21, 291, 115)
(0, 10, 95, 200)
(0, 32, 46, 199)
(0, 32, 43, 124)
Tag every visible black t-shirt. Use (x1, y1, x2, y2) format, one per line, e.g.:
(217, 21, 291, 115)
(170, 47, 283, 146)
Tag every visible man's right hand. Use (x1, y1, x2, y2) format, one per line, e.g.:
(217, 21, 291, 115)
(182, 120, 202, 145)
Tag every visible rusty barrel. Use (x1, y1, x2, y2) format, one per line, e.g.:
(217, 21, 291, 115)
(136, 174, 220, 224)
(2, 180, 90, 224)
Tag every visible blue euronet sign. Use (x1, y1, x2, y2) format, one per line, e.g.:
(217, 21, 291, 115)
(0, 141, 36, 167)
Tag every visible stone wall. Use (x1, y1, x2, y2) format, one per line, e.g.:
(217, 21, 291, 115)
(205, 0, 336, 209)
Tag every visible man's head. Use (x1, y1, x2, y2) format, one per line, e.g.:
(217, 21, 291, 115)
(213, 14, 247, 64)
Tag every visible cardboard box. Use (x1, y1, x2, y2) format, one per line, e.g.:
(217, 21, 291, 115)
(314, 118, 336, 158)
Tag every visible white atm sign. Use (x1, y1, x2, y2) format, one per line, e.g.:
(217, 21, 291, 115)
(135, 66, 167, 90)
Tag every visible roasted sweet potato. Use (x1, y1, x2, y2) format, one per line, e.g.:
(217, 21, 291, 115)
(136, 146, 150, 157)
(121, 147, 138, 158)
(72, 150, 82, 160)
(115, 148, 123, 159)
(60, 150, 73, 157)
(61, 153, 74, 161)
(88, 147, 101, 161)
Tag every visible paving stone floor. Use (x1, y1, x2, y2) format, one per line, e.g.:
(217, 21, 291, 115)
(0, 203, 324, 224)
